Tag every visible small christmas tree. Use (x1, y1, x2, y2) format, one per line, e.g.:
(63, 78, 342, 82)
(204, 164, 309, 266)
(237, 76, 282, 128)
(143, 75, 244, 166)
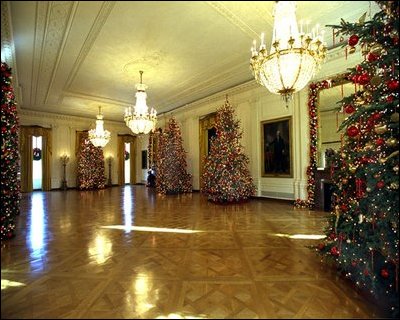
(201, 97, 256, 203)
(77, 139, 106, 190)
(1, 62, 21, 240)
(156, 117, 192, 194)
(314, 2, 399, 316)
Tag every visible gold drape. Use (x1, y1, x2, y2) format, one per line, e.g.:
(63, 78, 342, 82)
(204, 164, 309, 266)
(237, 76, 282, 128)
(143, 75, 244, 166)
(199, 113, 216, 189)
(117, 134, 136, 185)
(20, 126, 52, 192)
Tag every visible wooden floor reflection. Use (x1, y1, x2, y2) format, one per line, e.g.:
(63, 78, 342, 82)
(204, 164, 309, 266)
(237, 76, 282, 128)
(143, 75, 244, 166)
(1, 186, 383, 319)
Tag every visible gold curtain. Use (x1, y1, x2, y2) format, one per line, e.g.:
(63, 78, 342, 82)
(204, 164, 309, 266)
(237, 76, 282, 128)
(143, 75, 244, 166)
(199, 113, 216, 189)
(20, 126, 52, 192)
(117, 134, 136, 185)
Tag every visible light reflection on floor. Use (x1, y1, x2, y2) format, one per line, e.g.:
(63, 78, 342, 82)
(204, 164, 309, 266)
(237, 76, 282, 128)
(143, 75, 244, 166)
(123, 185, 133, 233)
(29, 192, 46, 258)
(1, 279, 26, 290)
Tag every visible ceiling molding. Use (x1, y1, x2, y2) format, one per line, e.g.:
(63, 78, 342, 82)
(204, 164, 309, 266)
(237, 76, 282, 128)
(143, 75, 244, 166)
(44, 2, 79, 105)
(160, 59, 251, 112)
(205, 1, 260, 39)
(33, 2, 76, 106)
(20, 108, 124, 126)
(1, 1, 20, 104)
(161, 79, 259, 117)
(63, 1, 116, 94)
(62, 90, 130, 107)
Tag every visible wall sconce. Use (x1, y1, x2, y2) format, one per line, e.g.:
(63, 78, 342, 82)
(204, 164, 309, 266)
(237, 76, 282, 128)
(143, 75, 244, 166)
(60, 154, 70, 190)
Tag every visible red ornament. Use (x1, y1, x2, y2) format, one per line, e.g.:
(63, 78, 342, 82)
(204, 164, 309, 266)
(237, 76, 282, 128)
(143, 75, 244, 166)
(347, 125, 359, 137)
(380, 268, 389, 278)
(387, 79, 399, 91)
(358, 73, 370, 85)
(393, 36, 399, 46)
(329, 232, 336, 240)
(351, 260, 357, 267)
(317, 243, 325, 250)
(376, 180, 385, 189)
(367, 52, 378, 62)
(360, 156, 371, 164)
(348, 34, 359, 46)
(364, 269, 369, 276)
(387, 95, 394, 103)
(330, 246, 339, 256)
(372, 112, 382, 121)
(355, 65, 363, 72)
(376, 138, 385, 146)
(340, 204, 348, 212)
(344, 104, 355, 114)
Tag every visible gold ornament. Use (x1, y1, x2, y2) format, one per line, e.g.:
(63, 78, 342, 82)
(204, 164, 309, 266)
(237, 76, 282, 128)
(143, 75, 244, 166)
(370, 43, 383, 54)
(390, 112, 399, 123)
(386, 137, 399, 148)
(370, 76, 382, 86)
(390, 182, 399, 190)
(355, 96, 365, 106)
(374, 173, 381, 179)
(342, 178, 349, 184)
(393, 165, 399, 173)
(379, 151, 399, 164)
(349, 164, 358, 173)
(374, 124, 388, 134)
(364, 142, 373, 151)
(348, 46, 356, 54)
(363, 91, 372, 100)
(366, 187, 372, 192)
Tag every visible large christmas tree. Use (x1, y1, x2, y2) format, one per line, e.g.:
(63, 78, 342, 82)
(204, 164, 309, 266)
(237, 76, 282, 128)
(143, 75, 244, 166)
(201, 98, 256, 203)
(77, 139, 106, 190)
(1, 62, 21, 240)
(156, 117, 192, 194)
(314, 2, 399, 316)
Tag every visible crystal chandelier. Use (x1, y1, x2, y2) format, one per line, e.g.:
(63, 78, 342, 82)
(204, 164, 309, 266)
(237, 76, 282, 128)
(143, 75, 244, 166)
(88, 106, 111, 147)
(124, 71, 157, 135)
(250, 1, 327, 105)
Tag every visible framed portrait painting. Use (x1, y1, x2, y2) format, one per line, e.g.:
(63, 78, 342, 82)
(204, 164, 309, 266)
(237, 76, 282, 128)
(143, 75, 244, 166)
(261, 117, 292, 177)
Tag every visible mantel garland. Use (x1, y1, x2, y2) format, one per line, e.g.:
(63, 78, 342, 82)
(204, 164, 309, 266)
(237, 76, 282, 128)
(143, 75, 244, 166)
(294, 79, 331, 209)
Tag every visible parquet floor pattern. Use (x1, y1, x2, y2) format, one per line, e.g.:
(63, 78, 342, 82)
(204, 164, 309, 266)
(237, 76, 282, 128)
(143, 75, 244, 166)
(1, 186, 383, 318)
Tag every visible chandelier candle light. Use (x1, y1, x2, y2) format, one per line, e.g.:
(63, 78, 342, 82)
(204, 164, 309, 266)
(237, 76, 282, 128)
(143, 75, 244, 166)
(250, 1, 327, 105)
(124, 71, 157, 135)
(88, 106, 111, 147)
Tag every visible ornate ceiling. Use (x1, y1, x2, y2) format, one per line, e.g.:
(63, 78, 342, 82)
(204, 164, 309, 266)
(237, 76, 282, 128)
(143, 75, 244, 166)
(3, 1, 380, 122)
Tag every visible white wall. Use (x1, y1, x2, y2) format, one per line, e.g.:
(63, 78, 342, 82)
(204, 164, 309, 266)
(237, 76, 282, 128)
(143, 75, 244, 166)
(19, 47, 363, 199)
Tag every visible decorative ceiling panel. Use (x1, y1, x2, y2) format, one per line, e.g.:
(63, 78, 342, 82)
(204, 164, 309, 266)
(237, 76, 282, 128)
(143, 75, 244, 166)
(7, 1, 380, 122)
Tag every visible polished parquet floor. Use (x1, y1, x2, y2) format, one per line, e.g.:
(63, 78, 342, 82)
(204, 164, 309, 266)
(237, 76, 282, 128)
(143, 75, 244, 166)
(1, 186, 384, 319)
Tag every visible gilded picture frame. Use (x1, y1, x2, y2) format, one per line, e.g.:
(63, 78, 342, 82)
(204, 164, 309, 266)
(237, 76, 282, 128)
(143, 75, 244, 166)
(261, 117, 292, 177)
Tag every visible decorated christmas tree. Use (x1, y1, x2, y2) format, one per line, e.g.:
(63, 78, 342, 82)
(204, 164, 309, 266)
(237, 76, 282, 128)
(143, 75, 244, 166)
(156, 117, 192, 194)
(77, 139, 106, 190)
(1, 62, 21, 240)
(201, 97, 256, 203)
(314, 2, 399, 316)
